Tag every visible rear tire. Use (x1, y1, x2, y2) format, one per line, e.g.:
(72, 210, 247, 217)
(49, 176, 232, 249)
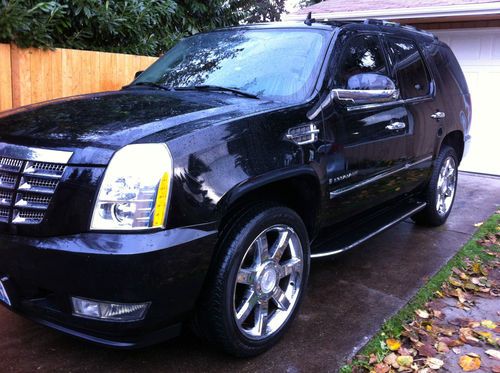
(412, 145, 458, 226)
(196, 204, 310, 357)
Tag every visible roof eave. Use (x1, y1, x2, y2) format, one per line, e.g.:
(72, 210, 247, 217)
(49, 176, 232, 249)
(284, 2, 500, 21)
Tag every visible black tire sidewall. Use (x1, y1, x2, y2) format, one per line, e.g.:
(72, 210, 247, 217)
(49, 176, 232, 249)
(425, 146, 459, 225)
(207, 205, 310, 356)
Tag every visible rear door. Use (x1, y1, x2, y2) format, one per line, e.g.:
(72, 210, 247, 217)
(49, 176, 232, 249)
(383, 35, 438, 190)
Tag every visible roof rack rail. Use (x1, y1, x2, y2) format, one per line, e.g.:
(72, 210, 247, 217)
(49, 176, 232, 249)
(363, 19, 400, 27)
(362, 18, 438, 40)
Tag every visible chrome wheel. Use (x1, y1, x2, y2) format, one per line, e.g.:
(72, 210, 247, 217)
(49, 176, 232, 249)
(436, 156, 456, 216)
(233, 224, 303, 340)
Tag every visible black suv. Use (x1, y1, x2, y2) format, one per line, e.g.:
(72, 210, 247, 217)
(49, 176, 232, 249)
(0, 19, 470, 356)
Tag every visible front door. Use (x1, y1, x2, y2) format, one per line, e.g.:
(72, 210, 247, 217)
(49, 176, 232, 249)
(320, 32, 412, 224)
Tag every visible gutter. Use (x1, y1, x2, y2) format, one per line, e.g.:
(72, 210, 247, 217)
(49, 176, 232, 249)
(283, 2, 500, 21)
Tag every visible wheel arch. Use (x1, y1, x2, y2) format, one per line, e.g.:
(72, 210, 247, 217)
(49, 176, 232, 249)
(439, 130, 464, 163)
(216, 167, 323, 240)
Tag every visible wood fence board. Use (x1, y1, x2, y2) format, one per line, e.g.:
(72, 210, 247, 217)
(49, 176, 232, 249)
(0, 44, 158, 111)
(0, 44, 12, 111)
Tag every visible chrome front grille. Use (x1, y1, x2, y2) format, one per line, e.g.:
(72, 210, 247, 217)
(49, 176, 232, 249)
(0, 155, 67, 224)
(0, 157, 23, 172)
(0, 207, 9, 223)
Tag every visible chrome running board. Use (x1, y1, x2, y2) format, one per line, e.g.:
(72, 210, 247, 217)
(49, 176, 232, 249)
(311, 202, 427, 259)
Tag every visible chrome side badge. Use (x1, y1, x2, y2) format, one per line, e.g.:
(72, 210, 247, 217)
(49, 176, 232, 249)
(330, 171, 358, 185)
(286, 124, 320, 145)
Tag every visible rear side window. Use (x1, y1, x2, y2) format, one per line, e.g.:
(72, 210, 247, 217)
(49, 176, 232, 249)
(386, 37, 430, 99)
(438, 45, 469, 95)
(335, 34, 388, 88)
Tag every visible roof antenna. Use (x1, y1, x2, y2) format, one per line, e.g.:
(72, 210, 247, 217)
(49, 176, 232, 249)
(304, 12, 315, 26)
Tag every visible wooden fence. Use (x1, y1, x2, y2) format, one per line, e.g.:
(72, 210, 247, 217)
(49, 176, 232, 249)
(0, 43, 158, 112)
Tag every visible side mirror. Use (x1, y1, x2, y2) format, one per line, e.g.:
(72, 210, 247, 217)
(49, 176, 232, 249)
(134, 71, 144, 79)
(332, 73, 399, 106)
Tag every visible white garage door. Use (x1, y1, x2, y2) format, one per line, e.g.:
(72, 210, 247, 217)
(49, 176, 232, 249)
(433, 28, 500, 175)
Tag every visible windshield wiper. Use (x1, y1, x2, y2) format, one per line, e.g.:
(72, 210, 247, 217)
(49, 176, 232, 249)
(174, 85, 260, 99)
(123, 82, 172, 91)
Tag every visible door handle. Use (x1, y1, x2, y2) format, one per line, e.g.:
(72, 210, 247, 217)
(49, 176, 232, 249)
(431, 111, 446, 120)
(385, 122, 406, 130)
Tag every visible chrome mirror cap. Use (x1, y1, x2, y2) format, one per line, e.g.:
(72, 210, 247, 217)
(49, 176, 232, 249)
(331, 88, 400, 106)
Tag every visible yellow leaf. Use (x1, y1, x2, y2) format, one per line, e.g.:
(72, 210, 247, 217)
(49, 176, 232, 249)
(435, 290, 444, 298)
(386, 338, 401, 351)
(397, 355, 413, 368)
(416, 309, 430, 319)
(426, 357, 444, 370)
(481, 320, 497, 329)
(459, 354, 481, 371)
(475, 330, 497, 345)
(472, 263, 481, 274)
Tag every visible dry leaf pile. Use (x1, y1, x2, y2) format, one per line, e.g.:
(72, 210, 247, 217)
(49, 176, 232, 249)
(352, 225, 500, 373)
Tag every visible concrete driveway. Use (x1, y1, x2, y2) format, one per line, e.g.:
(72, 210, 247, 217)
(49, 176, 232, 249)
(1, 172, 499, 373)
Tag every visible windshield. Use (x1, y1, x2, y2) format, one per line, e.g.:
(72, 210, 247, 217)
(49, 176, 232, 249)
(134, 28, 330, 103)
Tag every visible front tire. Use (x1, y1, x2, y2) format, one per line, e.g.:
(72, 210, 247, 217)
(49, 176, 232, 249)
(197, 204, 310, 357)
(413, 145, 458, 226)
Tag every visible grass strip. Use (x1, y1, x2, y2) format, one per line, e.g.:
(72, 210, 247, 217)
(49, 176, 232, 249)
(341, 211, 500, 372)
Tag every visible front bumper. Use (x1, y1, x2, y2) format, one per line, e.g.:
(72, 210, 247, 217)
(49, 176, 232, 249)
(0, 223, 217, 348)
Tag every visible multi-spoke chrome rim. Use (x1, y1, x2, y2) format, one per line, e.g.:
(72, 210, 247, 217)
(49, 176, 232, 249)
(233, 224, 303, 340)
(436, 156, 457, 216)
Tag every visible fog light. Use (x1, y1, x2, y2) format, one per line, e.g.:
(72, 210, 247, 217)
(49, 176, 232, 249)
(71, 297, 150, 322)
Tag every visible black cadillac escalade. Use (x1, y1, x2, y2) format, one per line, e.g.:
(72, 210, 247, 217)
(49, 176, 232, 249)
(0, 19, 471, 356)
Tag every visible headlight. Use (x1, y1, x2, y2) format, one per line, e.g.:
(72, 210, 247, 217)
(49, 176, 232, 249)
(90, 143, 173, 231)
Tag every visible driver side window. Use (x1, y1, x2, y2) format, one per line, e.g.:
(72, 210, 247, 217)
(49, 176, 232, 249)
(335, 34, 389, 89)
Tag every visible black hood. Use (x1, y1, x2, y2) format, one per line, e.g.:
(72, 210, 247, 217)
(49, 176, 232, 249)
(0, 89, 278, 165)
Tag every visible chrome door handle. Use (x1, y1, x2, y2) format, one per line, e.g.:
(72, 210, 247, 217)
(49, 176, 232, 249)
(431, 111, 446, 120)
(385, 122, 406, 130)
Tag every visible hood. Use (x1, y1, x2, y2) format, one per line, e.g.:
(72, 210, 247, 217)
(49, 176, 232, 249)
(0, 89, 278, 165)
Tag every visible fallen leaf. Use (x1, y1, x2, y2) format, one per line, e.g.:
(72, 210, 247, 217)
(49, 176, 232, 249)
(433, 309, 443, 319)
(474, 330, 496, 345)
(472, 262, 482, 274)
(383, 353, 398, 367)
(469, 321, 481, 328)
(449, 276, 464, 287)
(386, 338, 401, 351)
(485, 349, 500, 360)
(369, 353, 378, 364)
(459, 354, 481, 371)
(436, 341, 450, 353)
(398, 347, 415, 356)
(374, 362, 390, 373)
(474, 222, 483, 227)
(416, 309, 430, 319)
(426, 357, 444, 370)
(481, 320, 497, 329)
(492, 365, 500, 373)
(417, 343, 437, 357)
(460, 328, 481, 346)
(397, 355, 413, 368)
(452, 347, 462, 354)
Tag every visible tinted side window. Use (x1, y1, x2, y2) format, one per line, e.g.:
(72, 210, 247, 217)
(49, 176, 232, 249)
(335, 34, 388, 88)
(438, 45, 469, 95)
(387, 37, 430, 99)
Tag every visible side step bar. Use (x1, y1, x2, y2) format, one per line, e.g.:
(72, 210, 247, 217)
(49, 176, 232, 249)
(311, 202, 427, 259)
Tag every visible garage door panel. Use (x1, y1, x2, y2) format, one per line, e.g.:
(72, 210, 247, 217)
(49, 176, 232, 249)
(433, 28, 500, 175)
(448, 35, 482, 60)
(493, 38, 500, 59)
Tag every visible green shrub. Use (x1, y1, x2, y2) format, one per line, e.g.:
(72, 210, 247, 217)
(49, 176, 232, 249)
(0, 0, 259, 56)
